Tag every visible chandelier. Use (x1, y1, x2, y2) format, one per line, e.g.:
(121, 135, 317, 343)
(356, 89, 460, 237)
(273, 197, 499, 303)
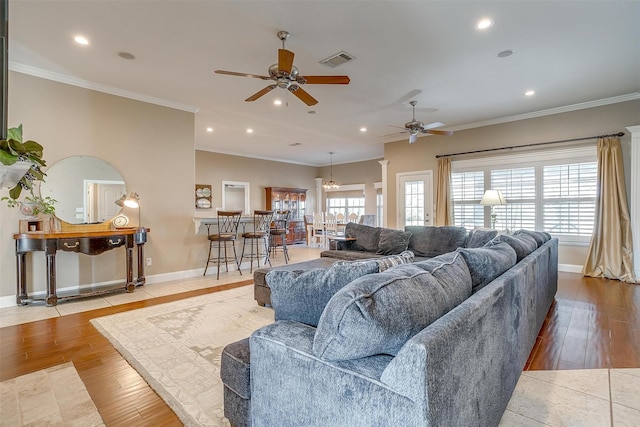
(322, 152, 340, 190)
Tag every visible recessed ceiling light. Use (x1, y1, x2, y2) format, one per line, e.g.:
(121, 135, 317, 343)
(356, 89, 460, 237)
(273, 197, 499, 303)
(206, 127, 214, 133)
(246, 128, 254, 134)
(360, 127, 367, 132)
(525, 90, 536, 96)
(475, 18, 494, 30)
(74, 35, 89, 45)
(497, 50, 513, 58)
(307, 110, 317, 115)
(274, 99, 282, 106)
(118, 52, 136, 60)
(289, 142, 303, 147)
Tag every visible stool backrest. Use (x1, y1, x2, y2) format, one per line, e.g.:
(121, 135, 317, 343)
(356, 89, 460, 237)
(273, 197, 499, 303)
(272, 210, 291, 230)
(217, 210, 243, 234)
(253, 210, 274, 233)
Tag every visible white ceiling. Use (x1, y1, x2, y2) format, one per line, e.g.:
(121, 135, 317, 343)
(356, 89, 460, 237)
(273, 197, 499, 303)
(7, 1, 640, 167)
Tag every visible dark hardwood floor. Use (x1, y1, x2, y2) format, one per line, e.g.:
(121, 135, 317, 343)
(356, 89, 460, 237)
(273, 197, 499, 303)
(1, 273, 639, 426)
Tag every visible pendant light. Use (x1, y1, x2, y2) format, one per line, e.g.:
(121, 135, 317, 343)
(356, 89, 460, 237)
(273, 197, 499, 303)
(322, 152, 340, 190)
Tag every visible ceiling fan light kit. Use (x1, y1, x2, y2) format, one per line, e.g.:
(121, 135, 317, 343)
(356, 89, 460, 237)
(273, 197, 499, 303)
(215, 30, 350, 106)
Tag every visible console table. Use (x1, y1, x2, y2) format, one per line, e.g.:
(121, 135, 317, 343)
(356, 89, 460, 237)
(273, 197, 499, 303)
(13, 228, 149, 307)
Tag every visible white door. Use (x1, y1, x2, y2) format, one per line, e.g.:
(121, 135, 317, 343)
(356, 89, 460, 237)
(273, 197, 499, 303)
(397, 171, 433, 228)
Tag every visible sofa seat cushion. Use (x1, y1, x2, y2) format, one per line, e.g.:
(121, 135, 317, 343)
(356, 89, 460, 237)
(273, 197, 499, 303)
(267, 260, 379, 327)
(490, 234, 538, 262)
(220, 338, 251, 399)
(377, 228, 412, 255)
(344, 222, 381, 252)
(320, 249, 385, 261)
(404, 226, 468, 258)
(313, 253, 472, 361)
(456, 242, 517, 293)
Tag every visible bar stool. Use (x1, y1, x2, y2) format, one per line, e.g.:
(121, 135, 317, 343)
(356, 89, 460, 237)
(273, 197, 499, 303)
(270, 210, 290, 263)
(204, 210, 243, 279)
(240, 210, 274, 273)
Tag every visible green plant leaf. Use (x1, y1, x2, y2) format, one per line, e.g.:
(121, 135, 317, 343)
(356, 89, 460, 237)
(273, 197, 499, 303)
(0, 149, 18, 165)
(9, 185, 22, 199)
(6, 125, 23, 143)
(21, 140, 44, 154)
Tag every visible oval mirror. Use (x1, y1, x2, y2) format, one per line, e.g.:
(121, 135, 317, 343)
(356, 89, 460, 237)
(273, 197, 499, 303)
(40, 156, 126, 225)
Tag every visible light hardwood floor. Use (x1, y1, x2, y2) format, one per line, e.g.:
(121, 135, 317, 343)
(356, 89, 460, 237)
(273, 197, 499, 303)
(1, 252, 639, 425)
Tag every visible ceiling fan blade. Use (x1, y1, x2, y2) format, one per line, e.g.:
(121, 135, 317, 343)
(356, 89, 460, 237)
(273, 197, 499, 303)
(245, 85, 277, 102)
(425, 129, 454, 136)
(288, 85, 318, 106)
(386, 124, 408, 130)
(214, 70, 271, 80)
(421, 121, 445, 130)
(278, 49, 295, 74)
(299, 75, 350, 85)
(380, 130, 408, 138)
(409, 134, 418, 144)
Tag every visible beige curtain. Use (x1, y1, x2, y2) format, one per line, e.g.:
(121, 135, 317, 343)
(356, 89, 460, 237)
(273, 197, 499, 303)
(583, 137, 636, 283)
(435, 157, 452, 226)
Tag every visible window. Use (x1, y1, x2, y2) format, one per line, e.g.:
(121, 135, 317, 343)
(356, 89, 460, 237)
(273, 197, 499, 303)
(451, 146, 597, 243)
(326, 188, 365, 219)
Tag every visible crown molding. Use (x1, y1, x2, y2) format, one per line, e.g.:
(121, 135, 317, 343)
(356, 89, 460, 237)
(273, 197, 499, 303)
(449, 93, 640, 132)
(9, 62, 200, 113)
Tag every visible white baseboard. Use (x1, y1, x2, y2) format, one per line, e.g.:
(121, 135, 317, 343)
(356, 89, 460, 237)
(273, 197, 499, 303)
(558, 263, 583, 274)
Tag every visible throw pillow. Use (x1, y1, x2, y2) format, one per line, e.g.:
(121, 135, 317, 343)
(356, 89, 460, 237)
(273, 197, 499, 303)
(313, 254, 472, 361)
(456, 242, 517, 293)
(377, 228, 412, 255)
(267, 261, 379, 327)
(466, 228, 498, 248)
(344, 222, 381, 252)
(488, 234, 537, 262)
(404, 226, 468, 258)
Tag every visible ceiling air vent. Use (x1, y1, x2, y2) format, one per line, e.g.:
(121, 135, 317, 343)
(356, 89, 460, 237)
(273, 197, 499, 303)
(319, 51, 355, 68)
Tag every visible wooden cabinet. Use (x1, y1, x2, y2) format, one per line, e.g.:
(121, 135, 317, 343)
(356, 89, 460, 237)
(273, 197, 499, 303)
(265, 187, 307, 244)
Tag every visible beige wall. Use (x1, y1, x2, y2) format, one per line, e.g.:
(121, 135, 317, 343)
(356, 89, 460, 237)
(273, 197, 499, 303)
(194, 150, 318, 220)
(318, 159, 383, 215)
(0, 72, 196, 300)
(384, 99, 640, 267)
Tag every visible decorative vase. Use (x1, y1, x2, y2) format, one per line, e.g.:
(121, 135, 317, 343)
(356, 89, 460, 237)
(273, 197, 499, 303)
(19, 202, 37, 219)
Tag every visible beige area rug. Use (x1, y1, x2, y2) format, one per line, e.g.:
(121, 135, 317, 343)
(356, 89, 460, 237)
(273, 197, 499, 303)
(0, 362, 104, 427)
(90, 285, 273, 427)
(91, 285, 640, 427)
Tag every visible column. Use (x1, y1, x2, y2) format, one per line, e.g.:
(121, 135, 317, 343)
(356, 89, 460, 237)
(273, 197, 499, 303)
(626, 125, 640, 281)
(315, 177, 323, 214)
(379, 160, 389, 228)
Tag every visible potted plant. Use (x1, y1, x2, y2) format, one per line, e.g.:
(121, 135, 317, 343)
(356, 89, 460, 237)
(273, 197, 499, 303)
(0, 124, 47, 199)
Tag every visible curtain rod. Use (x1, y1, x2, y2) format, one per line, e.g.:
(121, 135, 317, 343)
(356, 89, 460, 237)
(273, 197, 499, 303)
(435, 132, 625, 159)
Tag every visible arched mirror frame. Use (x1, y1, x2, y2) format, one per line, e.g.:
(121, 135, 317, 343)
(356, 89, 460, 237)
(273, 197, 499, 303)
(40, 156, 127, 227)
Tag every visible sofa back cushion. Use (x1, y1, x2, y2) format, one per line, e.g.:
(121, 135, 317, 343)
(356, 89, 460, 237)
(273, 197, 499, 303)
(456, 242, 517, 293)
(404, 226, 468, 258)
(465, 228, 498, 248)
(344, 222, 381, 252)
(489, 234, 538, 262)
(267, 261, 379, 327)
(377, 228, 412, 255)
(313, 253, 472, 361)
(513, 229, 551, 248)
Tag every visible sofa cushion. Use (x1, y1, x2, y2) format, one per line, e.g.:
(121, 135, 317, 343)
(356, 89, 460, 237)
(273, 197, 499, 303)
(220, 338, 251, 399)
(404, 226, 468, 258)
(514, 229, 551, 248)
(490, 234, 538, 262)
(335, 250, 415, 272)
(267, 261, 379, 327)
(456, 242, 517, 293)
(313, 253, 472, 361)
(466, 228, 498, 248)
(377, 228, 412, 255)
(344, 222, 381, 252)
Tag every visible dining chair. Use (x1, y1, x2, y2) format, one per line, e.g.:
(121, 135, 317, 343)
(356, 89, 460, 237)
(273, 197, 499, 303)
(204, 210, 243, 279)
(348, 212, 359, 223)
(312, 212, 326, 248)
(240, 210, 274, 273)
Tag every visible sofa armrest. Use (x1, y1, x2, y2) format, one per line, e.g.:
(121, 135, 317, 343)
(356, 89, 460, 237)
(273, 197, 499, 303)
(250, 321, 423, 426)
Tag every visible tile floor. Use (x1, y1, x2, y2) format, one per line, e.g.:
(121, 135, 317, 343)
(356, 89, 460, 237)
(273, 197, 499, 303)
(2, 245, 639, 426)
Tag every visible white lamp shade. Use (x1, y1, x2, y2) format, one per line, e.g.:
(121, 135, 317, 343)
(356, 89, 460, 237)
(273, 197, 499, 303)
(480, 189, 507, 206)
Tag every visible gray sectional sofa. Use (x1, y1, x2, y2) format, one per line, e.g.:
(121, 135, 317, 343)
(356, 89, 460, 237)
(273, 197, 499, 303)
(222, 228, 558, 426)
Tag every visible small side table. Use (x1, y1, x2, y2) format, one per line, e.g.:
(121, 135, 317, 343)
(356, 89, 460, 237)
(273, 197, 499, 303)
(327, 236, 356, 250)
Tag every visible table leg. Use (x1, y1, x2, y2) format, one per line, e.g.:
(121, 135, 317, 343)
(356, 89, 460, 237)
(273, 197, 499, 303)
(45, 239, 58, 307)
(15, 252, 28, 305)
(136, 243, 146, 286)
(125, 242, 135, 292)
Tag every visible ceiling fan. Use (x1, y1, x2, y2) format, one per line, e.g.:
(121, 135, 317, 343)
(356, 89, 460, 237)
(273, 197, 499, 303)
(386, 101, 453, 143)
(214, 31, 350, 106)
